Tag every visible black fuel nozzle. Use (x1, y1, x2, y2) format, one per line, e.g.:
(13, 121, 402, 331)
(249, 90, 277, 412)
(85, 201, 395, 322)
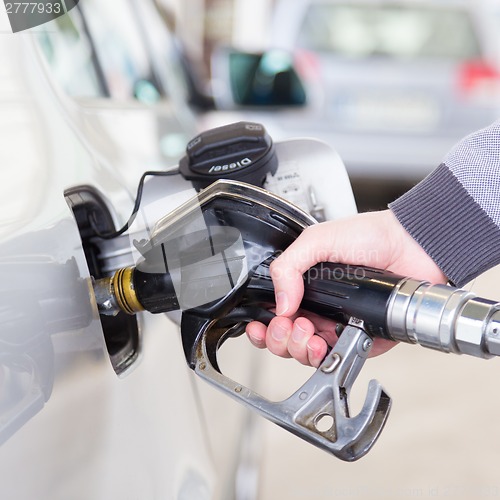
(89, 180, 397, 463)
(94, 254, 405, 344)
(90, 179, 500, 464)
(91, 178, 406, 340)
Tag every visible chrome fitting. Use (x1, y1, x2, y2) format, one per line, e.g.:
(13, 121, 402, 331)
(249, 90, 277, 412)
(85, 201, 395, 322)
(93, 276, 120, 316)
(387, 279, 500, 359)
(485, 309, 500, 356)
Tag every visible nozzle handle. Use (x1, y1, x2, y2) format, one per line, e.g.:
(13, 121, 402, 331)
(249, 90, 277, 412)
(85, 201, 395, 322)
(247, 261, 404, 339)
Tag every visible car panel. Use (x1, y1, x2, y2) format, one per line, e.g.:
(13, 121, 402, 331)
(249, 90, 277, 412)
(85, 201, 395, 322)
(0, 6, 361, 498)
(0, 20, 219, 500)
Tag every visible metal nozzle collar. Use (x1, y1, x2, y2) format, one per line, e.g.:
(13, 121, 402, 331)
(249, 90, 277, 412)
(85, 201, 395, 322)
(387, 279, 500, 358)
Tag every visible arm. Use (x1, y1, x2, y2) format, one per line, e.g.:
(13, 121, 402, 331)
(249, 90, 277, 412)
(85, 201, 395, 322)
(390, 120, 500, 287)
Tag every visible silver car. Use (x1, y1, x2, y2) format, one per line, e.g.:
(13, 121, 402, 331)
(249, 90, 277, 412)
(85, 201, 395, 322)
(274, 0, 500, 174)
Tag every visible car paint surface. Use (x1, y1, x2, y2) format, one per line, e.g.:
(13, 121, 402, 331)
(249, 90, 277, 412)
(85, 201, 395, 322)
(0, 13, 223, 498)
(0, 5, 361, 497)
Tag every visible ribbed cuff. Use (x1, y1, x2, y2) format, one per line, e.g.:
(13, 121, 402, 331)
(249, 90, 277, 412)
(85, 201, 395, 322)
(389, 163, 500, 287)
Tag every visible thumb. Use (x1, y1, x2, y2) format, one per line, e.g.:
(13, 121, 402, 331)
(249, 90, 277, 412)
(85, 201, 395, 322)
(270, 224, 339, 316)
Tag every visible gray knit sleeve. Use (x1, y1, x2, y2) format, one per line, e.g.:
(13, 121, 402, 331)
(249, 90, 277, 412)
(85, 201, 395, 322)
(389, 121, 500, 287)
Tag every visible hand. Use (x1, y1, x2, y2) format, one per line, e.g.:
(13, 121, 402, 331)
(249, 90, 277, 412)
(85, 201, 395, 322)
(245, 210, 447, 367)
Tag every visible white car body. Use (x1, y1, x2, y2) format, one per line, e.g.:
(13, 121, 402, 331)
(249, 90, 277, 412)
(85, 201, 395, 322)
(0, 6, 358, 498)
(0, 21, 220, 500)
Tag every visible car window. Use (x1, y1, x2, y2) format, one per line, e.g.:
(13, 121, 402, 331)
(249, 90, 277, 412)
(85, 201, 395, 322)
(36, 12, 105, 98)
(297, 4, 481, 60)
(79, 0, 161, 103)
(36, 1, 162, 103)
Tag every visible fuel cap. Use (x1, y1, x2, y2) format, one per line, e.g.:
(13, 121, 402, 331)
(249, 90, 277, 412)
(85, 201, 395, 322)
(179, 121, 278, 190)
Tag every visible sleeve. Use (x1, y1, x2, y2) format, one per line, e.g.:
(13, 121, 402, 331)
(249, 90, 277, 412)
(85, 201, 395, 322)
(389, 120, 500, 287)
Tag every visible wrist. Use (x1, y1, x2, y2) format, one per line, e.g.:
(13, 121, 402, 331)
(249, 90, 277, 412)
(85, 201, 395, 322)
(389, 164, 500, 287)
(384, 209, 447, 285)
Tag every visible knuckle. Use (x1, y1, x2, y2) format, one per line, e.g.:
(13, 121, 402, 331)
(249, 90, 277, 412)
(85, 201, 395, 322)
(269, 258, 285, 280)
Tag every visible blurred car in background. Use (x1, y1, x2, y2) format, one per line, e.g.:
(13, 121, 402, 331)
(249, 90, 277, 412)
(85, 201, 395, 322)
(209, 0, 500, 209)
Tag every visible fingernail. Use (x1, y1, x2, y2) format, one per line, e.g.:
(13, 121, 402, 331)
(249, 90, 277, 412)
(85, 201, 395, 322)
(307, 344, 319, 367)
(248, 333, 262, 345)
(271, 322, 288, 341)
(275, 291, 289, 316)
(292, 322, 307, 342)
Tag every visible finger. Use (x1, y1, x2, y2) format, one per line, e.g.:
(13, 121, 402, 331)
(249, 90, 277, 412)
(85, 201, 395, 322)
(306, 334, 328, 368)
(245, 321, 267, 349)
(287, 317, 316, 365)
(270, 224, 339, 317)
(265, 316, 293, 358)
(298, 310, 338, 345)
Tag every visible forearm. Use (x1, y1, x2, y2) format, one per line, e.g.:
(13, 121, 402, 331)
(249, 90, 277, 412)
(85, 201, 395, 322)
(389, 121, 500, 287)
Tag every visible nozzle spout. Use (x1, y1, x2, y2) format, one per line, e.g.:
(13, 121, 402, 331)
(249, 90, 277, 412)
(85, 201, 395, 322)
(93, 266, 180, 316)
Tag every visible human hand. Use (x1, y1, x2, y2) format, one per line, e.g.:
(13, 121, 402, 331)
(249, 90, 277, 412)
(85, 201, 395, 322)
(245, 210, 447, 367)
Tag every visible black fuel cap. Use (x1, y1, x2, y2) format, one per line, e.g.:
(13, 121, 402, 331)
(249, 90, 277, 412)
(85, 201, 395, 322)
(179, 121, 278, 191)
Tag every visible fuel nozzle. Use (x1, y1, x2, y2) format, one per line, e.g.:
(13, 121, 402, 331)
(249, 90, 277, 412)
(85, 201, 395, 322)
(94, 257, 500, 360)
(93, 265, 179, 316)
(89, 179, 500, 462)
(93, 220, 250, 318)
(248, 261, 500, 359)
